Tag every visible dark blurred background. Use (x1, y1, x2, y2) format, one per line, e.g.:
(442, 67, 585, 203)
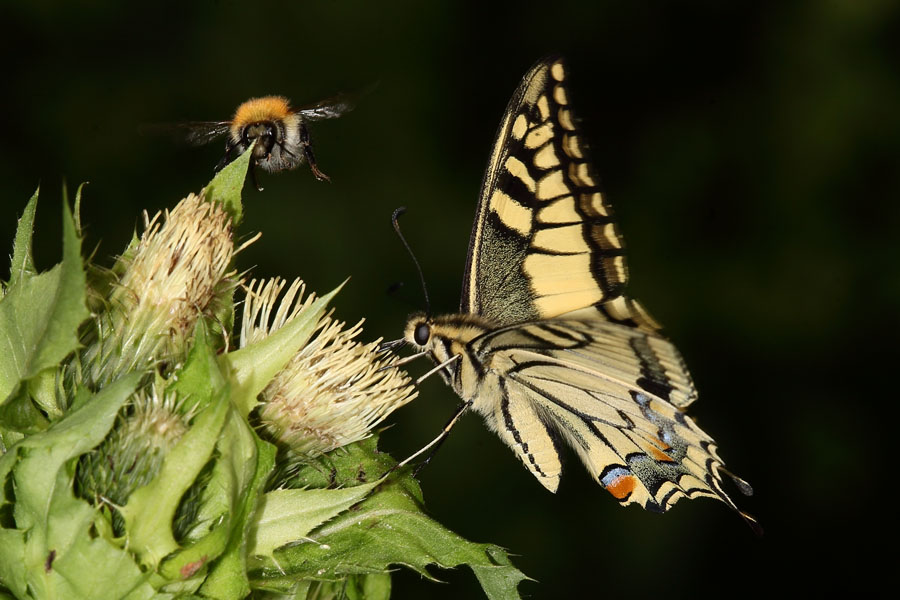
(2, 0, 896, 597)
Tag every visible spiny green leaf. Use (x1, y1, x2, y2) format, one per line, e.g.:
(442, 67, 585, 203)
(249, 479, 382, 560)
(9, 187, 39, 286)
(34, 470, 157, 600)
(3, 373, 141, 528)
(120, 386, 230, 567)
(271, 476, 528, 599)
(0, 374, 147, 599)
(149, 320, 280, 594)
(0, 200, 90, 425)
(121, 325, 227, 568)
(251, 437, 530, 600)
(158, 401, 262, 589)
(195, 433, 276, 600)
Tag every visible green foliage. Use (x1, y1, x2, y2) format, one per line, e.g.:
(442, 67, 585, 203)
(0, 157, 528, 599)
(0, 374, 151, 600)
(0, 196, 89, 433)
(251, 439, 530, 600)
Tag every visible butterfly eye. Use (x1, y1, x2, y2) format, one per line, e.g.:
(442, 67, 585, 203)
(414, 323, 431, 346)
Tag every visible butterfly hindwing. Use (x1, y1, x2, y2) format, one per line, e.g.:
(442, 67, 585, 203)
(467, 317, 745, 514)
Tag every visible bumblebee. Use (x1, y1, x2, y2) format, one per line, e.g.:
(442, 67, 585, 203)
(173, 94, 354, 190)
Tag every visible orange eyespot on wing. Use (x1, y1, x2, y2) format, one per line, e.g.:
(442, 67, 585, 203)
(601, 468, 638, 502)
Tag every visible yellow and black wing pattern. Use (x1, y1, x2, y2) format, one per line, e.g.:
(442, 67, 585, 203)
(467, 317, 753, 520)
(411, 57, 755, 526)
(461, 57, 659, 331)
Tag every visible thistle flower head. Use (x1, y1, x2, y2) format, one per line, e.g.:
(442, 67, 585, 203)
(83, 193, 235, 387)
(241, 278, 417, 458)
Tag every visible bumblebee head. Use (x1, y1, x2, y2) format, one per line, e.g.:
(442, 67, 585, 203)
(240, 122, 278, 160)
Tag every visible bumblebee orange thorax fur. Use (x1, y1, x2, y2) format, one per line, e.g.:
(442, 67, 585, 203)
(231, 96, 293, 126)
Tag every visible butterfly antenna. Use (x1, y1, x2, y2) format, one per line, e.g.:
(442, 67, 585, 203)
(392, 207, 432, 317)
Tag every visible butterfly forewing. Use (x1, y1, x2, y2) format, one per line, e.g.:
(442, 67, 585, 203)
(462, 58, 657, 330)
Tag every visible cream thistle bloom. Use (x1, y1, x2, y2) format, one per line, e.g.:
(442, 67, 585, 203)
(82, 193, 235, 388)
(241, 278, 417, 458)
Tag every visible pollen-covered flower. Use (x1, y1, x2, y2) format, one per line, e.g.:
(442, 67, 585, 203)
(241, 278, 417, 458)
(82, 193, 235, 388)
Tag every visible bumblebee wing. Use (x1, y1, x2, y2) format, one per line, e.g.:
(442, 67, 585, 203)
(140, 121, 231, 146)
(295, 95, 355, 120)
(176, 122, 232, 146)
(295, 85, 376, 121)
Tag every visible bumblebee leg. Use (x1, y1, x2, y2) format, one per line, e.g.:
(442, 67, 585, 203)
(215, 139, 236, 173)
(300, 123, 330, 182)
(249, 162, 264, 192)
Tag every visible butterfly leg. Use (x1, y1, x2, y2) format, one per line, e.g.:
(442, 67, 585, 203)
(396, 401, 472, 473)
(300, 122, 331, 182)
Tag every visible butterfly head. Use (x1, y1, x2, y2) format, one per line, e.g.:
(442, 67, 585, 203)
(403, 312, 494, 380)
(403, 312, 439, 355)
(400, 312, 452, 386)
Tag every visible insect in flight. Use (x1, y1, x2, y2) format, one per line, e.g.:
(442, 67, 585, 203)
(389, 56, 757, 529)
(165, 94, 355, 190)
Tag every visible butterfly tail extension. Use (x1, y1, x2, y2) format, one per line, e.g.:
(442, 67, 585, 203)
(545, 384, 754, 520)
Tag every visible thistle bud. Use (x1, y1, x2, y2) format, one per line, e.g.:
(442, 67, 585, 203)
(76, 387, 188, 535)
(82, 193, 234, 388)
